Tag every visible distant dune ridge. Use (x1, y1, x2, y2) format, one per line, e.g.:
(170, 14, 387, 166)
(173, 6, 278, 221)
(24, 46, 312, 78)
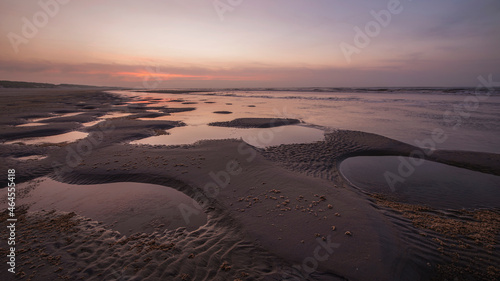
(0, 80, 108, 89)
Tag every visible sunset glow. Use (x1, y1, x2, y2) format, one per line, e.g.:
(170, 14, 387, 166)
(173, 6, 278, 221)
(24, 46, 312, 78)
(115, 71, 268, 81)
(1, 0, 499, 87)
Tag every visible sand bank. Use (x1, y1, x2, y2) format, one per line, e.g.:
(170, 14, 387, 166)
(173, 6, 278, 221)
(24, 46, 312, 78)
(209, 118, 301, 128)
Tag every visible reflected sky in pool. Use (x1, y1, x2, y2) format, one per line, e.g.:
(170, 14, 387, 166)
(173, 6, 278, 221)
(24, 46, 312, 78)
(5, 131, 88, 145)
(340, 156, 500, 210)
(131, 125, 325, 148)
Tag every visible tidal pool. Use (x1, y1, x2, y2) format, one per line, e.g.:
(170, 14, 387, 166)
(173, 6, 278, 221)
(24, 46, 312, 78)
(5, 131, 88, 145)
(16, 123, 49, 127)
(130, 125, 325, 148)
(15, 155, 47, 161)
(340, 156, 500, 209)
(30, 112, 83, 122)
(81, 112, 134, 127)
(0, 177, 207, 234)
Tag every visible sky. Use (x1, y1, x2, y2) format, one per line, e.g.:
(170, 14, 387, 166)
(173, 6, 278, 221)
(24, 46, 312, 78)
(1, 0, 499, 88)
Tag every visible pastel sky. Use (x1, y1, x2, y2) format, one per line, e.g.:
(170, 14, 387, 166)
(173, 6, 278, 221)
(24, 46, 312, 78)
(1, 0, 499, 88)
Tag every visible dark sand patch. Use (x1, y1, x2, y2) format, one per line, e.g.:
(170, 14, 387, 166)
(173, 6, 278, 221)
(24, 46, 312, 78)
(112, 105, 194, 116)
(53, 109, 80, 114)
(142, 106, 168, 111)
(209, 118, 300, 128)
(129, 112, 168, 119)
(160, 107, 196, 114)
(15, 113, 53, 120)
(153, 129, 170, 136)
(83, 119, 184, 145)
(0, 89, 123, 127)
(213, 111, 232, 114)
(80, 104, 99, 109)
(0, 122, 83, 142)
(0, 142, 58, 158)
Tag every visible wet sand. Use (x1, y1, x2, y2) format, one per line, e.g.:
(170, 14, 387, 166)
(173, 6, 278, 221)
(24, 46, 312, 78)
(209, 118, 300, 128)
(0, 89, 499, 280)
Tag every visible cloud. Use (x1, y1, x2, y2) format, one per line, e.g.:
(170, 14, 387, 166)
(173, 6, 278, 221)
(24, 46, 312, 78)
(412, 1, 500, 40)
(0, 60, 279, 87)
(1, 54, 499, 88)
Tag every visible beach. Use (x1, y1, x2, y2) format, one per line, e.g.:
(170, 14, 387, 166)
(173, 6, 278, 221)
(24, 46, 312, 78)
(0, 88, 499, 281)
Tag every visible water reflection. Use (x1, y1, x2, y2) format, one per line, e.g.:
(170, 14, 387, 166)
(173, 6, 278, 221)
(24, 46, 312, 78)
(131, 125, 325, 148)
(1, 177, 207, 234)
(340, 156, 500, 209)
(5, 131, 88, 145)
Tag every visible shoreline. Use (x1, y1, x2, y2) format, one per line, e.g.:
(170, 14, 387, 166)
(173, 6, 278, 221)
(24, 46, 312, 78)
(0, 89, 499, 280)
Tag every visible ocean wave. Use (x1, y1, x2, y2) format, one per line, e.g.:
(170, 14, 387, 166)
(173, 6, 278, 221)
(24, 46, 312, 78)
(140, 87, 500, 99)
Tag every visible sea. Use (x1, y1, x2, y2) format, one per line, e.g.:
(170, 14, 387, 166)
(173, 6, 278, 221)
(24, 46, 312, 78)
(112, 87, 500, 154)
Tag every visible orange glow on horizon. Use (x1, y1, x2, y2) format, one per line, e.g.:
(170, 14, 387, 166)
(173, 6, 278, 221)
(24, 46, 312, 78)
(114, 71, 270, 81)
